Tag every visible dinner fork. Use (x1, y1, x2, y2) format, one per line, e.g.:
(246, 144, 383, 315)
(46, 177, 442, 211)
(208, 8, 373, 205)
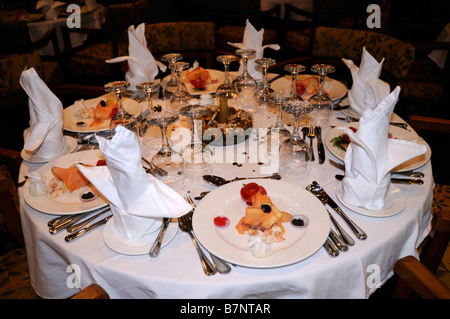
(185, 197, 231, 274)
(178, 207, 216, 276)
(307, 124, 315, 161)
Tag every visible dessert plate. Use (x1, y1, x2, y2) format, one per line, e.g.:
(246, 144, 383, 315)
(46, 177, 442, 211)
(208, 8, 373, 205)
(23, 150, 108, 215)
(192, 179, 330, 268)
(103, 218, 178, 255)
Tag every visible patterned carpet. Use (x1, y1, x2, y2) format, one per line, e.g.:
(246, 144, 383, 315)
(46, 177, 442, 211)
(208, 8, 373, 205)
(1, 185, 449, 299)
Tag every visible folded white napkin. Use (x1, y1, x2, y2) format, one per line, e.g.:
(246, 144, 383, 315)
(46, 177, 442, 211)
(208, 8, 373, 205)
(77, 126, 191, 240)
(342, 47, 390, 116)
(228, 19, 280, 82)
(339, 86, 427, 211)
(106, 23, 166, 90)
(20, 68, 65, 159)
(85, 0, 97, 11)
(428, 23, 450, 69)
(36, 0, 65, 20)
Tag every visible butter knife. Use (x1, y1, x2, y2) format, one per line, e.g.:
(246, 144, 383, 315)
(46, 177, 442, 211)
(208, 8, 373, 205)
(315, 126, 325, 164)
(65, 215, 112, 242)
(324, 190, 367, 240)
(149, 218, 170, 257)
(335, 174, 424, 185)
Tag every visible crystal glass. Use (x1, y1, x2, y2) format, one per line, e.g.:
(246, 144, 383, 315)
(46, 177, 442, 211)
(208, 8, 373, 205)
(233, 48, 257, 96)
(161, 53, 184, 100)
(266, 91, 292, 154)
(254, 57, 276, 103)
(169, 61, 192, 112)
(284, 64, 306, 101)
(179, 104, 213, 172)
(104, 81, 139, 134)
(147, 110, 186, 192)
(279, 99, 314, 179)
(308, 64, 335, 126)
(136, 81, 161, 136)
(216, 55, 238, 99)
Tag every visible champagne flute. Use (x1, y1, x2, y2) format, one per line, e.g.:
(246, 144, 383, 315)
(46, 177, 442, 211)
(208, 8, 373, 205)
(169, 61, 191, 112)
(104, 81, 138, 134)
(266, 91, 292, 155)
(308, 64, 335, 126)
(216, 55, 238, 99)
(284, 64, 306, 101)
(136, 81, 161, 136)
(161, 53, 184, 100)
(254, 57, 276, 104)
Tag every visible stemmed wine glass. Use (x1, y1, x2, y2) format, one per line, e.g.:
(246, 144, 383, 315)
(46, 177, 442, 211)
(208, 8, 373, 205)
(266, 91, 292, 154)
(147, 110, 186, 193)
(254, 57, 276, 103)
(279, 99, 314, 179)
(233, 48, 257, 96)
(284, 64, 306, 100)
(161, 53, 184, 100)
(104, 81, 138, 134)
(169, 61, 191, 112)
(179, 104, 213, 172)
(136, 80, 160, 136)
(308, 64, 335, 126)
(216, 55, 238, 99)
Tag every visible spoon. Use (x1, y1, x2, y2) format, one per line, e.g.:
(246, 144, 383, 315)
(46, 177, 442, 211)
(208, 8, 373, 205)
(202, 173, 282, 187)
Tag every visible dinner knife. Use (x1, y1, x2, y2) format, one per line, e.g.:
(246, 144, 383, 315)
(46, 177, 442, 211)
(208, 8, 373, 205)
(66, 206, 111, 233)
(65, 215, 112, 242)
(335, 174, 424, 185)
(149, 218, 170, 257)
(315, 126, 325, 164)
(324, 189, 367, 240)
(323, 235, 339, 257)
(49, 213, 91, 234)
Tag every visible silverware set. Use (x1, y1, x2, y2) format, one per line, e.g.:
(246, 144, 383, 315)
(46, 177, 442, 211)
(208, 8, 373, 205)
(329, 159, 425, 185)
(302, 124, 326, 164)
(47, 206, 112, 242)
(306, 181, 367, 257)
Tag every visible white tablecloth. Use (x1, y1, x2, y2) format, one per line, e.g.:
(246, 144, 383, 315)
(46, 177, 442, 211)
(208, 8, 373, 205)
(26, 5, 105, 56)
(19, 89, 433, 299)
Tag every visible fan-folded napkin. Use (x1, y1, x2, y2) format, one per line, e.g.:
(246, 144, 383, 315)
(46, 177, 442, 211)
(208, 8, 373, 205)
(342, 47, 390, 116)
(228, 19, 280, 82)
(36, 0, 65, 20)
(106, 23, 166, 89)
(77, 126, 191, 240)
(338, 86, 427, 211)
(20, 67, 65, 159)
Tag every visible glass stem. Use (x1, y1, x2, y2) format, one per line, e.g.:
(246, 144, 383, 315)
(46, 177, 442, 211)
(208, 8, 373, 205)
(274, 102, 284, 129)
(176, 68, 184, 91)
(291, 114, 301, 140)
(115, 91, 124, 113)
(262, 66, 269, 88)
(242, 56, 249, 76)
(291, 72, 298, 95)
(317, 71, 326, 96)
(147, 90, 153, 113)
(223, 62, 231, 85)
(158, 125, 172, 156)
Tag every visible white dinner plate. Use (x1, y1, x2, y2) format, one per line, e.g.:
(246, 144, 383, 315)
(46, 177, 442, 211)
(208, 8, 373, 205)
(271, 75, 347, 101)
(335, 182, 406, 217)
(63, 93, 141, 133)
(192, 179, 330, 268)
(324, 122, 431, 172)
(23, 150, 108, 215)
(103, 218, 178, 255)
(162, 69, 224, 95)
(21, 136, 77, 163)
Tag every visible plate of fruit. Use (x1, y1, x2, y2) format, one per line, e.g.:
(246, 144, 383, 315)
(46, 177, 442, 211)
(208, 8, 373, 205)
(162, 66, 223, 95)
(192, 180, 330, 268)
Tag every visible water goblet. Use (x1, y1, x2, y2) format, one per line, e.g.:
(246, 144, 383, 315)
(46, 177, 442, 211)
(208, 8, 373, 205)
(161, 53, 184, 100)
(104, 81, 138, 134)
(136, 81, 161, 136)
(308, 64, 335, 126)
(179, 104, 214, 172)
(254, 57, 276, 104)
(265, 91, 292, 154)
(233, 48, 257, 96)
(147, 110, 186, 193)
(216, 55, 238, 99)
(279, 99, 314, 179)
(284, 64, 306, 101)
(169, 61, 192, 112)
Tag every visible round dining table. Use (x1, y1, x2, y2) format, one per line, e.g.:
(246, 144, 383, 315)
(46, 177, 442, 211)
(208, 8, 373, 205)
(18, 77, 434, 299)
